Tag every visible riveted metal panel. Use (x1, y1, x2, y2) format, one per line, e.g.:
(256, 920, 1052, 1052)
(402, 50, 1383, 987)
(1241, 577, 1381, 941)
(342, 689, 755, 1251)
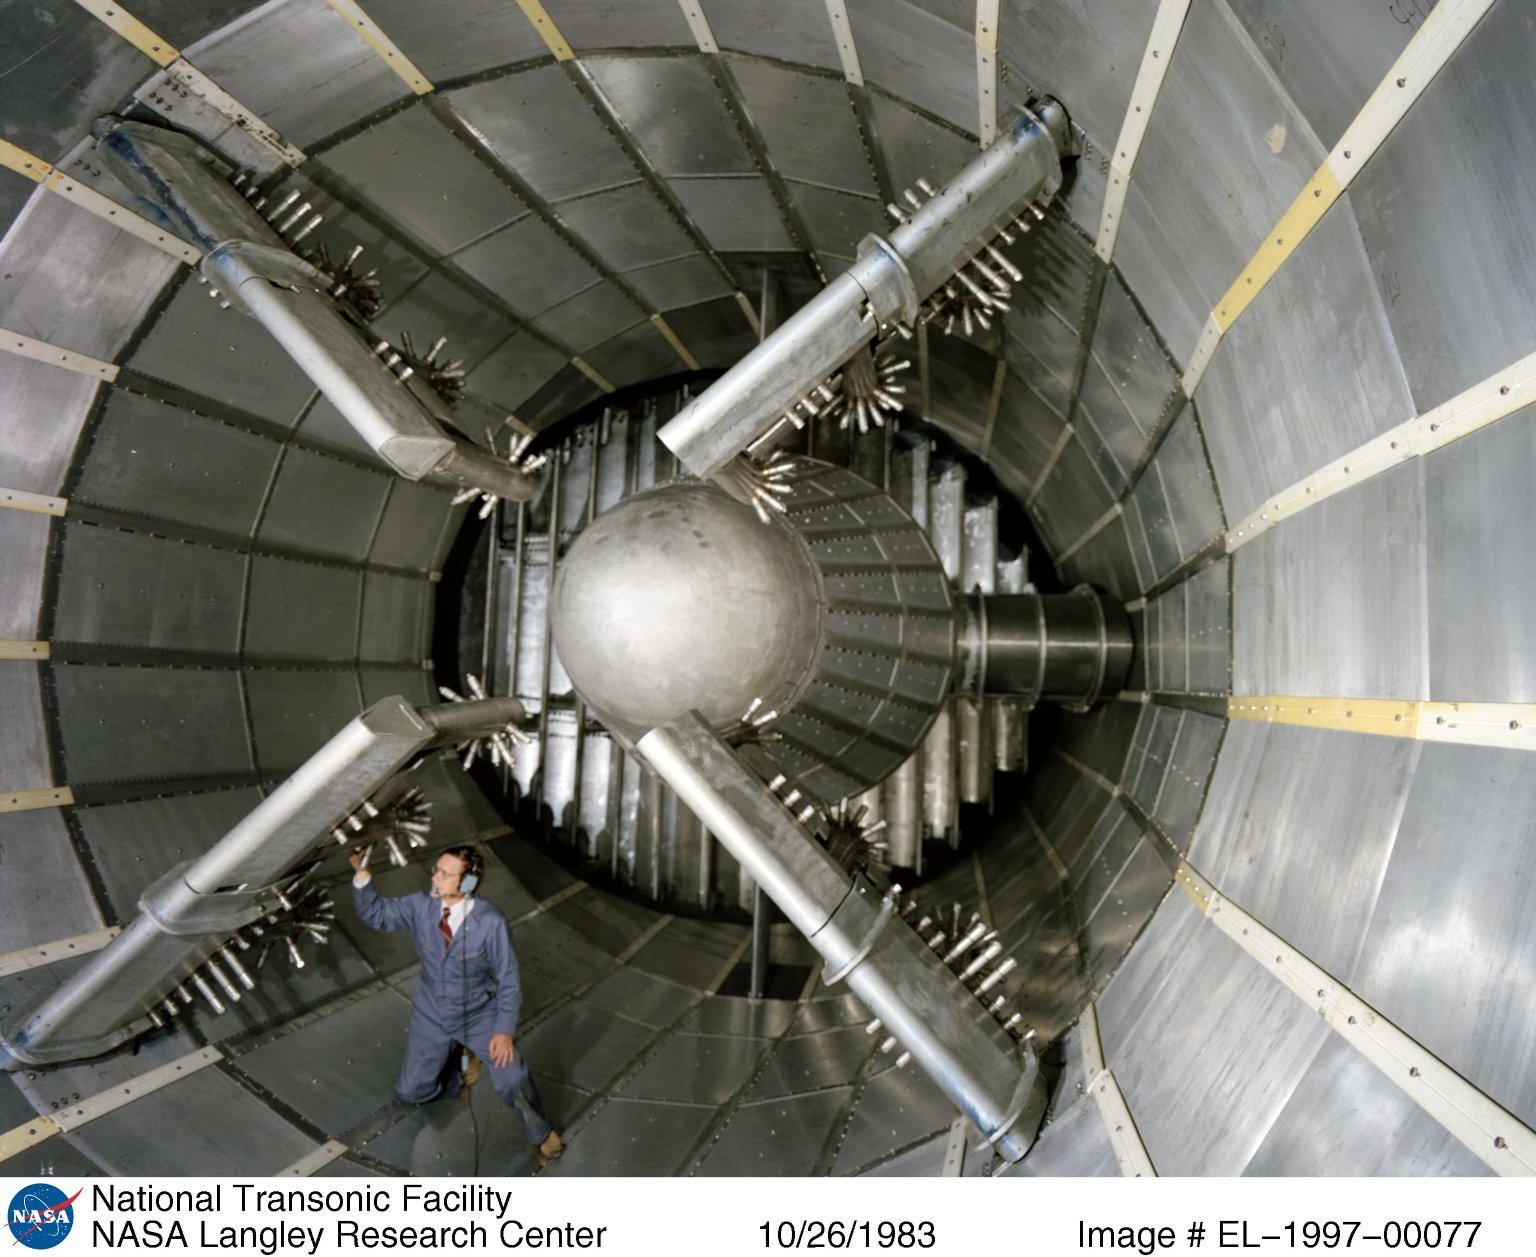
(623, 1031, 767, 1105)
(1096, 891, 1330, 1175)
(520, 999, 652, 1093)
(70, 1064, 316, 1175)
(53, 524, 246, 655)
(785, 181, 881, 262)
(53, 664, 253, 783)
(1184, 556, 1230, 694)
(864, 92, 974, 206)
(1247, 1030, 1493, 1177)
(453, 216, 599, 320)
(1030, 433, 1112, 554)
(74, 787, 266, 920)
(651, 293, 755, 368)
(469, 330, 570, 412)
(1150, 581, 1186, 694)
(555, 185, 695, 271)
(1091, 269, 1174, 438)
(582, 320, 675, 390)
(1, 7, 151, 165)
(74, 391, 281, 537)
(748, 1024, 872, 1101)
(258, 447, 391, 562)
(1349, 3, 1535, 412)
(233, 984, 414, 1134)
(1061, 515, 1140, 605)
(698, 1086, 851, 1176)
(186, 0, 410, 149)
(0, 809, 102, 953)
(1233, 456, 1427, 701)
(245, 556, 363, 660)
(317, 106, 527, 255)
(1017, 1090, 1118, 1177)
(1084, 831, 1171, 986)
(357, 572, 429, 662)
(1058, 704, 1140, 785)
(699, 0, 843, 72)
(997, 0, 1157, 154)
(686, 996, 797, 1039)
(1207, 723, 1415, 985)
(337, 0, 547, 83)
(987, 372, 1066, 501)
(0, 359, 101, 497)
(1113, 1, 1326, 366)
(359, 666, 431, 707)
(1074, 358, 1140, 492)
(544, 1095, 713, 1176)
(0, 193, 181, 363)
(1196, 201, 1411, 524)
(535, 282, 645, 354)
(1157, 409, 1223, 560)
(670, 177, 796, 253)
(586, 56, 756, 177)
(1152, 708, 1222, 848)
(552, 0, 695, 49)
(450, 66, 639, 205)
(368, 478, 457, 571)
(833, 1063, 956, 1174)
(376, 269, 517, 366)
(1127, 704, 1177, 816)
(1130, 463, 1179, 584)
(728, 60, 878, 197)
(0, 512, 50, 640)
(844, 0, 975, 133)
(244, 667, 361, 772)
(1354, 741, 1536, 1130)
(129, 281, 318, 427)
(1424, 410, 1536, 703)
(1073, 804, 1141, 921)
(1186, 716, 1267, 875)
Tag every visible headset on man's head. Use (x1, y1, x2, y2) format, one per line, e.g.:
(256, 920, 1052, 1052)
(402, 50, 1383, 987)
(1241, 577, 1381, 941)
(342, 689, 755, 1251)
(442, 844, 485, 896)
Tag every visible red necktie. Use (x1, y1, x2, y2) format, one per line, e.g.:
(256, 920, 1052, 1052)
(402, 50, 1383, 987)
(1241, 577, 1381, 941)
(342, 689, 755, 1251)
(439, 905, 452, 950)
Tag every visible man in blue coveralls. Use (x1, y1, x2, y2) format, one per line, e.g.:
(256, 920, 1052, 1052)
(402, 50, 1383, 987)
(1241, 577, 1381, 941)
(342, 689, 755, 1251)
(350, 844, 563, 1167)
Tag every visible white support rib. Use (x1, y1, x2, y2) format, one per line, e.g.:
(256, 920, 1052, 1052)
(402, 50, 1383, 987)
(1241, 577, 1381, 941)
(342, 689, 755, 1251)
(323, 0, 434, 94)
(824, 0, 864, 86)
(277, 1140, 350, 1176)
(1175, 865, 1536, 1177)
(1080, 1004, 1158, 1177)
(0, 928, 122, 978)
(676, 1, 719, 53)
(976, 0, 1001, 146)
(52, 1047, 224, 1132)
(1, 328, 120, 381)
(1096, 0, 1194, 263)
(1229, 695, 1536, 754)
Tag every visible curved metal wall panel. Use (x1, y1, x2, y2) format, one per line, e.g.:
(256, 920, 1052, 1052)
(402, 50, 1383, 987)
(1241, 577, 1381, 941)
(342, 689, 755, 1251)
(0, 809, 103, 953)
(454, 217, 594, 320)
(1222, 0, 1418, 152)
(1424, 406, 1536, 703)
(245, 557, 363, 660)
(587, 56, 756, 177)
(1246, 1033, 1492, 1178)
(257, 448, 391, 562)
(74, 392, 282, 538)
(129, 282, 320, 427)
(0, 194, 182, 362)
(52, 664, 254, 784)
(1031, 433, 1112, 553)
(0, 512, 51, 640)
(845, 0, 975, 134)
(53, 524, 247, 655)
(0, 3, 154, 167)
(1061, 515, 1140, 604)
(1233, 457, 1427, 700)
(1155, 406, 1224, 566)
(2, 668, 50, 784)
(244, 667, 361, 773)
(554, 185, 697, 272)
(987, 372, 1067, 500)
(1113, 0, 1325, 365)
(450, 66, 640, 205)
(1348, 2, 1535, 412)
(0, 361, 101, 497)
(550, 0, 695, 50)
(349, 0, 547, 82)
(1352, 742, 1536, 1131)
(1195, 202, 1411, 524)
(359, 572, 432, 663)
(186, 0, 411, 149)
(728, 60, 879, 198)
(864, 92, 974, 210)
(698, 0, 845, 73)
(1096, 889, 1331, 1175)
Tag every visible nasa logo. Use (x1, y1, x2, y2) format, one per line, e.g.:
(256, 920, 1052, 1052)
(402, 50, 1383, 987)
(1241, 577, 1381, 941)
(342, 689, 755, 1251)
(7, 1183, 82, 1250)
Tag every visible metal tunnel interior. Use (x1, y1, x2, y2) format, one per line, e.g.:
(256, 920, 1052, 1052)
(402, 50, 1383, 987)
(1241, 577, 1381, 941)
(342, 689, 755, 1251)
(1, 0, 1533, 1178)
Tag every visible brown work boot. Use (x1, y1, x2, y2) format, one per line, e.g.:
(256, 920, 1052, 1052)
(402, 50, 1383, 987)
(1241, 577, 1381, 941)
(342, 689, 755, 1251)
(532, 1130, 564, 1168)
(461, 1051, 481, 1088)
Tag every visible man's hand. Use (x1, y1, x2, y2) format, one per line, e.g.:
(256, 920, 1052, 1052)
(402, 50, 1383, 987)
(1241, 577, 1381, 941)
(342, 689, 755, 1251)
(348, 847, 371, 883)
(488, 1033, 516, 1069)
